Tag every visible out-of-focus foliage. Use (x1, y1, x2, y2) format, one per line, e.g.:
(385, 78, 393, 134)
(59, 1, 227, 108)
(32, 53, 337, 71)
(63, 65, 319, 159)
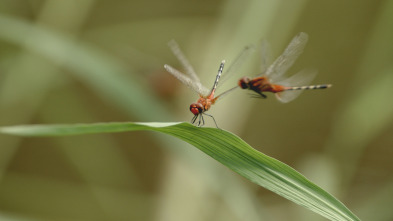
(0, 1, 391, 221)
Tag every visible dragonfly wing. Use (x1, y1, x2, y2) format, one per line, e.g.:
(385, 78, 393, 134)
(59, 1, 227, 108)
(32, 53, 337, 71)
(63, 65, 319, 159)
(275, 69, 317, 87)
(218, 44, 256, 88)
(168, 40, 201, 83)
(215, 86, 239, 102)
(164, 64, 210, 96)
(275, 69, 317, 103)
(260, 39, 272, 74)
(275, 91, 301, 103)
(266, 32, 309, 82)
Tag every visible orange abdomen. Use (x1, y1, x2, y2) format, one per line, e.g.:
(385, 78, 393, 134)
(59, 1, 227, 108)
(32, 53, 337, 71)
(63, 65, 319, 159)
(270, 84, 286, 93)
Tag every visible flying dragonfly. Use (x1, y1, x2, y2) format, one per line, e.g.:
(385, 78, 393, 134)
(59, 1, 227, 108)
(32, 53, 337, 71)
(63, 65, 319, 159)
(164, 40, 253, 127)
(238, 32, 332, 103)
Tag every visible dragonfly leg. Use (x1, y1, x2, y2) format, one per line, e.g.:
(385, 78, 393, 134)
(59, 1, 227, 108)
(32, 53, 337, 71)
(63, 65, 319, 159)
(199, 114, 205, 127)
(203, 113, 219, 129)
(249, 92, 267, 99)
(191, 115, 198, 124)
(256, 91, 267, 98)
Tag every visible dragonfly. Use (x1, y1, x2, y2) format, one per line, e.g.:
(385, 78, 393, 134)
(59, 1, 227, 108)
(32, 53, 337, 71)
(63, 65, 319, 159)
(238, 32, 332, 103)
(164, 40, 253, 127)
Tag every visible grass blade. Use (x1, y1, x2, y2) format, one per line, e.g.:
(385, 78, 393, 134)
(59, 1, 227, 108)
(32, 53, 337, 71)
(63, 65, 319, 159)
(0, 122, 360, 221)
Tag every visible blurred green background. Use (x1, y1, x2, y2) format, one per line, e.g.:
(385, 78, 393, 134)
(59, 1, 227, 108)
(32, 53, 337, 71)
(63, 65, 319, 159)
(0, 0, 392, 220)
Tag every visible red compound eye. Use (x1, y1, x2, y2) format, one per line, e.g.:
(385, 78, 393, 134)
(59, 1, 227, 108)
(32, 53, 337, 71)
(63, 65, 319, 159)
(190, 103, 203, 115)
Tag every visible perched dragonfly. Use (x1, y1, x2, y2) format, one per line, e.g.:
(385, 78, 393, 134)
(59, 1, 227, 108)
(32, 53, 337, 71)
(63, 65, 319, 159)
(238, 32, 332, 103)
(164, 40, 253, 127)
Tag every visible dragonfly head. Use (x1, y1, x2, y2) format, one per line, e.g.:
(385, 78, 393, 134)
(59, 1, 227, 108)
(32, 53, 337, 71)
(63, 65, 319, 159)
(238, 77, 251, 89)
(190, 103, 204, 115)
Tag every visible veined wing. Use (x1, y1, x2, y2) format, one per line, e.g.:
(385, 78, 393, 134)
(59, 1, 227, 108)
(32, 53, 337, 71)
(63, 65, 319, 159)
(164, 64, 210, 96)
(275, 69, 317, 103)
(260, 39, 272, 74)
(266, 32, 309, 83)
(218, 44, 255, 88)
(168, 40, 200, 83)
(215, 86, 239, 102)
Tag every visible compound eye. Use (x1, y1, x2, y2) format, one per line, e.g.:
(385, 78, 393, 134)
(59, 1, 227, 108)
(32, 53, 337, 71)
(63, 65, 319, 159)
(238, 77, 250, 89)
(190, 103, 203, 115)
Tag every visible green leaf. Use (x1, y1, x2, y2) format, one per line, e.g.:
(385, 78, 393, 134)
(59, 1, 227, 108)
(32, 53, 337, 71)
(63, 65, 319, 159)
(0, 122, 359, 221)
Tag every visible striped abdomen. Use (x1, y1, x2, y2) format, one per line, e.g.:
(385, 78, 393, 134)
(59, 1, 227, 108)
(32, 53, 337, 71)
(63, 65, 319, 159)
(286, 84, 332, 91)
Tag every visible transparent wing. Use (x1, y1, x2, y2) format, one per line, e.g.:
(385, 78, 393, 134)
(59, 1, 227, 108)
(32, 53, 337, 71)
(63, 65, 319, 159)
(266, 32, 309, 82)
(218, 44, 255, 88)
(164, 64, 210, 96)
(260, 39, 272, 74)
(168, 40, 200, 83)
(215, 86, 239, 102)
(275, 69, 317, 103)
(275, 91, 300, 103)
(275, 68, 317, 86)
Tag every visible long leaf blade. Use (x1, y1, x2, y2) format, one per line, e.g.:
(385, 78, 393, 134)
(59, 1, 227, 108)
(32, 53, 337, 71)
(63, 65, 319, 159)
(0, 122, 359, 221)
